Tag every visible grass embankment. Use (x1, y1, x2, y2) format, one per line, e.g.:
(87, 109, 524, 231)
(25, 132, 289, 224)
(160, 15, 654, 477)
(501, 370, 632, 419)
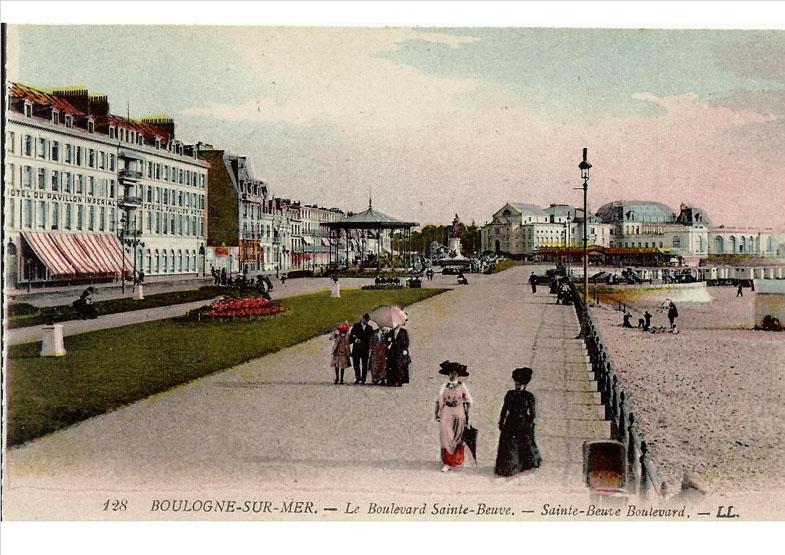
(484, 259, 519, 274)
(7, 286, 228, 329)
(6, 287, 446, 447)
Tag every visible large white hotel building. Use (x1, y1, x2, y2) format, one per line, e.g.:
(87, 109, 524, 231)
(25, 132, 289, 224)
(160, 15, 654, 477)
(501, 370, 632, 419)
(4, 83, 209, 287)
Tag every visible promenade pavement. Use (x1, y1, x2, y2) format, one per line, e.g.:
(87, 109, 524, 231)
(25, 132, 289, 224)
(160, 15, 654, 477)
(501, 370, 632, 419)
(4, 266, 608, 520)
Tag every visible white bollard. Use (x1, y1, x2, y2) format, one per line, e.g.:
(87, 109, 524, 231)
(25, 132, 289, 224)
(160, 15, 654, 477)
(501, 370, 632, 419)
(40, 324, 66, 357)
(331, 281, 341, 298)
(134, 284, 145, 300)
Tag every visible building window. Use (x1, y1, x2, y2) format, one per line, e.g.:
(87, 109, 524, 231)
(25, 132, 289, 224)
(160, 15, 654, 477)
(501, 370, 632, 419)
(147, 211, 152, 232)
(110, 208, 116, 233)
(178, 169, 183, 184)
(170, 214, 175, 235)
(109, 126, 116, 139)
(37, 168, 46, 189)
(52, 202, 60, 230)
(109, 154, 115, 171)
(51, 170, 59, 191)
(77, 204, 84, 230)
(8, 198, 14, 228)
(37, 200, 47, 229)
(51, 141, 60, 161)
(24, 199, 33, 228)
(65, 204, 72, 230)
(65, 115, 73, 128)
(100, 151, 106, 170)
(76, 146, 82, 166)
(109, 180, 115, 198)
(89, 176, 95, 196)
(77, 174, 84, 194)
(24, 103, 32, 117)
(99, 206, 105, 231)
(156, 212, 161, 234)
(155, 164, 161, 180)
(52, 112, 59, 125)
(163, 189, 169, 204)
(88, 149, 95, 168)
(88, 120, 95, 133)
(38, 138, 46, 158)
(88, 205, 95, 231)
(147, 162, 153, 178)
(673, 237, 681, 248)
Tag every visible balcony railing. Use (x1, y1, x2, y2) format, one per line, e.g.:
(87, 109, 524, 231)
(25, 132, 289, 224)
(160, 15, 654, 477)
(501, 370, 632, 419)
(118, 195, 143, 208)
(119, 168, 143, 181)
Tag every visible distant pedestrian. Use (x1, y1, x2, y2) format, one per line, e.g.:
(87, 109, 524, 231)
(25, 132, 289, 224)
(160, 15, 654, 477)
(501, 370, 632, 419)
(220, 268, 227, 285)
(369, 327, 389, 384)
(331, 321, 352, 384)
(644, 310, 652, 331)
(494, 367, 542, 477)
(622, 313, 634, 328)
(281, 273, 288, 286)
(667, 301, 679, 330)
(386, 323, 411, 386)
(737, 283, 743, 297)
(529, 272, 537, 293)
(349, 314, 374, 384)
(435, 361, 473, 472)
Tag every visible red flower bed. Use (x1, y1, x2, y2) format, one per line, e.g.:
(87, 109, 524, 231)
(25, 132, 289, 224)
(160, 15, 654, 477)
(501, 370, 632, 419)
(205, 297, 286, 318)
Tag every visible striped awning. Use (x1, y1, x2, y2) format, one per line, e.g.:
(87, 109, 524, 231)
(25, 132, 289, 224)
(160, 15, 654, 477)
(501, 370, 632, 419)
(75, 233, 132, 276)
(21, 232, 77, 277)
(22, 231, 135, 279)
(50, 232, 103, 275)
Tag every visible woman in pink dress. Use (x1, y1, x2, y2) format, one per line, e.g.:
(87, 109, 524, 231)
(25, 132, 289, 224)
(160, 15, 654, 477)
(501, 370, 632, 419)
(331, 321, 351, 384)
(434, 361, 473, 472)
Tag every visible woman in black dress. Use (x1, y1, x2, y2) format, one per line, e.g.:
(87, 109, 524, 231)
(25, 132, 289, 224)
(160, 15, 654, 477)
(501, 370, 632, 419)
(494, 367, 542, 476)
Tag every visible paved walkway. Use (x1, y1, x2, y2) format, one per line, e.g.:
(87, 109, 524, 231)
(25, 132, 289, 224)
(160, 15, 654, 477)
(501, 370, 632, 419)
(3, 266, 608, 519)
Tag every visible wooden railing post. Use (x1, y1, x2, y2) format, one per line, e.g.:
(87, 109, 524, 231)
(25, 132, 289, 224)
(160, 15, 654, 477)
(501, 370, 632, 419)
(617, 392, 626, 442)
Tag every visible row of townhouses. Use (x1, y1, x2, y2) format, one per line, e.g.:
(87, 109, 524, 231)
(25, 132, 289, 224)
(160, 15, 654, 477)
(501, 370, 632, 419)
(482, 201, 785, 266)
(3, 82, 346, 288)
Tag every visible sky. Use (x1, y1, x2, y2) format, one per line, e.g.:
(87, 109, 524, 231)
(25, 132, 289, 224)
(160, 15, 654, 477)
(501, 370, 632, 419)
(7, 24, 785, 228)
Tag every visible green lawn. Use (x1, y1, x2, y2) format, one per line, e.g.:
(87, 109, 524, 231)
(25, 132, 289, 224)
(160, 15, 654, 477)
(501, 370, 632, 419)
(5, 287, 447, 447)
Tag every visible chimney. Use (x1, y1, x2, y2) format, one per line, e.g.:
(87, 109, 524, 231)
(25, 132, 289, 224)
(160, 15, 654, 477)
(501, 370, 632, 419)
(140, 116, 175, 141)
(52, 87, 89, 114)
(88, 94, 110, 118)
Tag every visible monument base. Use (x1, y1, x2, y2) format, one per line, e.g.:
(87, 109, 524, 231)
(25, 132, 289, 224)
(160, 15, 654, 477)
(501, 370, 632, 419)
(41, 324, 66, 357)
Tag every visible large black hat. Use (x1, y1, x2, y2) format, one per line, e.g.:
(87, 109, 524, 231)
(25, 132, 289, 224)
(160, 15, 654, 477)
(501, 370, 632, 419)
(512, 367, 533, 384)
(439, 360, 469, 377)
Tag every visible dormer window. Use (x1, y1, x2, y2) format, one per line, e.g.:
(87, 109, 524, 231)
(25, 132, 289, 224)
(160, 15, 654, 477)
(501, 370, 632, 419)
(138, 134, 143, 145)
(155, 137, 161, 149)
(52, 111, 60, 125)
(109, 126, 116, 139)
(24, 102, 32, 117)
(88, 119, 95, 133)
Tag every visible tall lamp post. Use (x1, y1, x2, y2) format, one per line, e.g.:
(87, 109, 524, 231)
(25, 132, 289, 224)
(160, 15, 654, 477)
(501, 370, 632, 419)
(578, 148, 592, 304)
(564, 212, 572, 276)
(119, 214, 144, 294)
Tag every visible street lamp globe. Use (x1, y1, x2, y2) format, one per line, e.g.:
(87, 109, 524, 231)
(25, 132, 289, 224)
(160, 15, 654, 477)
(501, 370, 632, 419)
(579, 148, 592, 181)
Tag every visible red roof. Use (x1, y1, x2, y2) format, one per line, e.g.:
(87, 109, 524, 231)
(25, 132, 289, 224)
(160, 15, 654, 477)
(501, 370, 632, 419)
(107, 115, 169, 141)
(9, 83, 86, 116)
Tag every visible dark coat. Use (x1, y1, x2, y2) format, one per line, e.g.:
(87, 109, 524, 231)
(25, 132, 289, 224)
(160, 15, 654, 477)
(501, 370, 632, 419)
(387, 327, 411, 367)
(349, 321, 374, 354)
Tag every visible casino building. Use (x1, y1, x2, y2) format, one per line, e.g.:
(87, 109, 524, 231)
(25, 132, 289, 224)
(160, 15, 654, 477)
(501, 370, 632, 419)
(4, 83, 209, 287)
(482, 199, 784, 264)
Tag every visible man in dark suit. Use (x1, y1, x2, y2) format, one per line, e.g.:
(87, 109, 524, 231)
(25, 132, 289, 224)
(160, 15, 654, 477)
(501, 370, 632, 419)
(387, 324, 411, 386)
(349, 313, 374, 384)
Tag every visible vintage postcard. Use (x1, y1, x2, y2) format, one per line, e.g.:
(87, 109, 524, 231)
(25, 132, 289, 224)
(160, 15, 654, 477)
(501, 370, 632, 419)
(2, 14, 785, 528)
